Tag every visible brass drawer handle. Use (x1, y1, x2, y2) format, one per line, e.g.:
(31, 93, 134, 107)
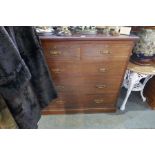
(99, 50, 110, 54)
(50, 50, 61, 56)
(96, 84, 106, 89)
(99, 68, 106, 73)
(94, 99, 104, 104)
(55, 100, 64, 105)
(56, 85, 65, 91)
(51, 68, 61, 73)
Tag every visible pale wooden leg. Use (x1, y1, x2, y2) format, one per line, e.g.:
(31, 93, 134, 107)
(120, 72, 138, 111)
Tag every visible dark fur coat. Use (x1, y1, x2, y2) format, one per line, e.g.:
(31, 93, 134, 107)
(0, 27, 57, 128)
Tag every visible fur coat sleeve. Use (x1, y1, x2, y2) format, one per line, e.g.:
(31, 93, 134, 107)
(0, 26, 57, 128)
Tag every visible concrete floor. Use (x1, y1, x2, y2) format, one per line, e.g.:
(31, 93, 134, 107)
(38, 88, 155, 129)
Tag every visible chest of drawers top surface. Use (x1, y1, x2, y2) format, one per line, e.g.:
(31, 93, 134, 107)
(39, 35, 138, 114)
(39, 34, 139, 41)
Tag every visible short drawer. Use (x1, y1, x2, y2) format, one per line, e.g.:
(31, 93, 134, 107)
(41, 42, 80, 60)
(81, 43, 131, 60)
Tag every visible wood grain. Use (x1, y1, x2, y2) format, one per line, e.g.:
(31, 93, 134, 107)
(144, 76, 155, 109)
(40, 35, 138, 114)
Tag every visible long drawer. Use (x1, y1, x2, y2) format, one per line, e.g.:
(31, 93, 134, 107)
(55, 83, 120, 94)
(52, 75, 123, 86)
(53, 75, 122, 94)
(47, 60, 127, 77)
(45, 93, 117, 109)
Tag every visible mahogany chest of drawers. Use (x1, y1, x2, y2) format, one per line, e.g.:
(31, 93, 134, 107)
(39, 34, 138, 114)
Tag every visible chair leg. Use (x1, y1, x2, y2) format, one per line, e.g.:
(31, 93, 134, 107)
(120, 73, 138, 111)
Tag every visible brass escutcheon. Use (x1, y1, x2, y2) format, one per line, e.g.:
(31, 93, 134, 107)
(99, 68, 106, 72)
(99, 50, 110, 54)
(55, 100, 64, 105)
(50, 50, 61, 56)
(94, 99, 104, 104)
(96, 84, 106, 89)
(52, 68, 61, 73)
(56, 85, 65, 91)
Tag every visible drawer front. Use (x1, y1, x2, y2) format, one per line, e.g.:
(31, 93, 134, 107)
(46, 93, 116, 109)
(53, 75, 123, 94)
(47, 60, 127, 77)
(55, 82, 120, 94)
(53, 75, 123, 86)
(41, 42, 80, 60)
(81, 43, 131, 60)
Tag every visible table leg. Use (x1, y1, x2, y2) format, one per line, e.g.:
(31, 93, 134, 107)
(140, 75, 154, 102)
(120, 72, 138, 111)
